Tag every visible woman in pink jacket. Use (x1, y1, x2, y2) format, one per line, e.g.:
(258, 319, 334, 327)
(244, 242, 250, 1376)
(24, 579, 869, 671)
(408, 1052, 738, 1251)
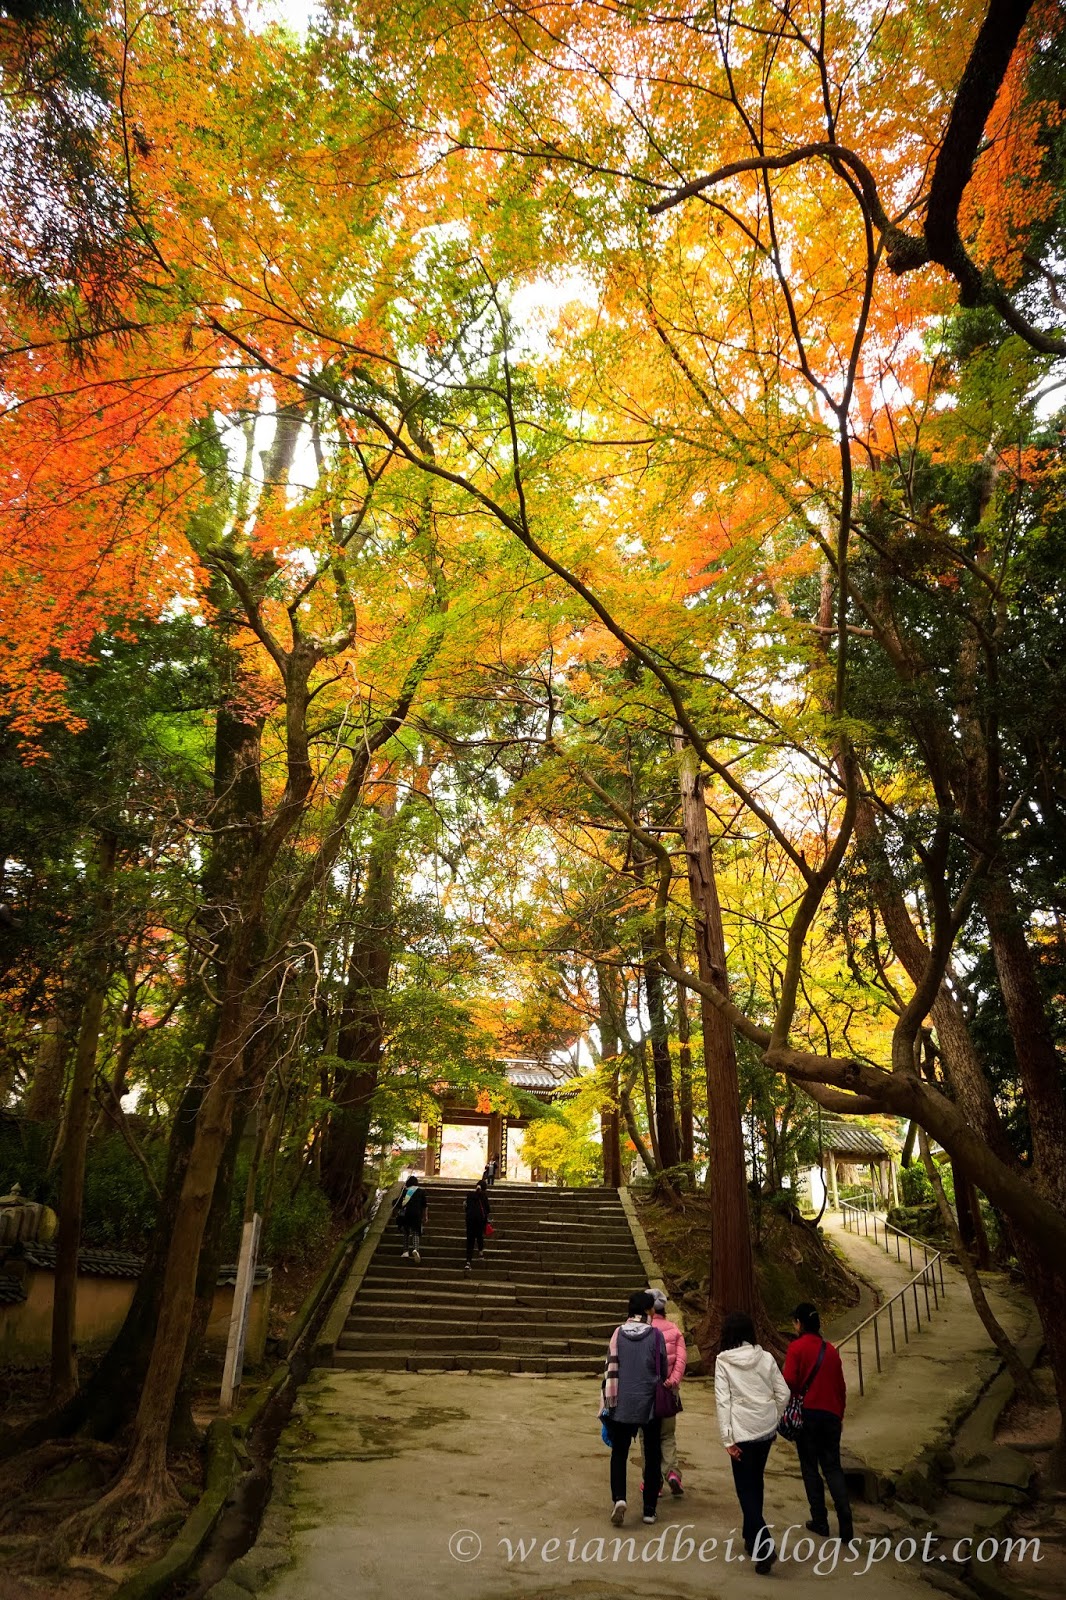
(641, 1286, 687, 1495)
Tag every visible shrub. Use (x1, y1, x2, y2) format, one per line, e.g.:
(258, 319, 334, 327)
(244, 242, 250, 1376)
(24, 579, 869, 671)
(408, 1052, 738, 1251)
(261, 1184, 332, 1267)
(899, 1163, 933, 1206)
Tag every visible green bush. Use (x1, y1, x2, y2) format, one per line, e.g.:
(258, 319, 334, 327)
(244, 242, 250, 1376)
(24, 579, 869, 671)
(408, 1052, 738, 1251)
(900, 1163, 933, 1205)
(81, 1135, 164, 1250)
(0, 1124, 164, 1252)
(260, 1184, 332, 1267)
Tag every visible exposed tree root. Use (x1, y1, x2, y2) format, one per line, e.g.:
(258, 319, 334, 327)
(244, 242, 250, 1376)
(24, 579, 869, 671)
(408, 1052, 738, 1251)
(0, 1437, 121, 1523)
(52, 1464, 186, 1564)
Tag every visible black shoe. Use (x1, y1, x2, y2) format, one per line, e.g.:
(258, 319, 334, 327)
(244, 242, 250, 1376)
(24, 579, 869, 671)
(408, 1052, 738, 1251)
(839, 1525, 854, 1544)
(805, 1519, 830, 1536)
(755, 1550, 777, 1575)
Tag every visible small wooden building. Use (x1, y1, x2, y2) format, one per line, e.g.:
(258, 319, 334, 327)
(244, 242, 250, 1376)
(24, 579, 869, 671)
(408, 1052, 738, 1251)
(803, 1118, 899, 1211)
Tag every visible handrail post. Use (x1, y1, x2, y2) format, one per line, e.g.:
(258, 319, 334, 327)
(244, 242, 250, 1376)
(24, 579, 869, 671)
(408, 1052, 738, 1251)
(856, 1329, 864, 1396)
(888, 1300, 896, 1353)
(873, 1312, 881, 1374)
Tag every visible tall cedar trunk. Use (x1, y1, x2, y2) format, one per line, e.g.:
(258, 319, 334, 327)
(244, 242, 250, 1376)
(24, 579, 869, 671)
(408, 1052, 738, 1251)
(50, 832, 116, 1404)
(642, 944, 680, 1170)
(677, 743, 760, 1344)
(596, 962, 622, 1186)
(676, 980, 695, 1166)
(320, 800, 398, 1219)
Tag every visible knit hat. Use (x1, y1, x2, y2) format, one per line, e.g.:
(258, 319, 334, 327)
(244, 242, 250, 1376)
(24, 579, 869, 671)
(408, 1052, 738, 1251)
(649, 1287, 668, 1313)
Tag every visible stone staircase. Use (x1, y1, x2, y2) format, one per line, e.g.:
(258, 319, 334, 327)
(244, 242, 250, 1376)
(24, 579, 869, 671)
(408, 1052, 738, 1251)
(334, 1180, 649, 1374)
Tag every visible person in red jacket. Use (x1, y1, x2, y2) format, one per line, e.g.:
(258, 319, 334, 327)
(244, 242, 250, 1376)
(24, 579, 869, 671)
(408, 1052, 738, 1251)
(782, 1302, 853, 1542)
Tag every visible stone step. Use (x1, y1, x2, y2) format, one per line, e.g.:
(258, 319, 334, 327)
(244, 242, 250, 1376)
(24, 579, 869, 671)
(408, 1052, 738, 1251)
(409, 1222, 633, 1235)
(345, 1314, 616, 1340)
(333, 1349, 602, 1374)
(352, 1289, 631, 1313)
(337, 1328, 606, 1354)
(374, 1238, 641, 1257)
(346, 1299, 619, 1325)
(362, 1267, 641, 1291)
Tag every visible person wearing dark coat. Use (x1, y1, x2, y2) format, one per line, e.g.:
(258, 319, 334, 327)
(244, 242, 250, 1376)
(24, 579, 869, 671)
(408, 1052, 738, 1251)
(393, 1174, 428, 1263)
(464, 1179, 491, 1270)
(601, 1290, 668, 1527)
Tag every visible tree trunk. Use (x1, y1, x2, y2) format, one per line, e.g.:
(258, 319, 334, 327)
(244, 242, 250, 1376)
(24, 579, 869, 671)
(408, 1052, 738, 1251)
(81, 999, 248, 1546)
(949, 1157, 991, 1268)
(620, 1054, 657, 1174)
(24, 1010, 70, 1123)
(919, 1131, 1035, 1399)
(170, 1088, 249, 1451)
(981, 871, 1066, 1208)
(677, 743, 760, 1346)
(50, 832, 116, 1405)
(642, 945, 680, 1169)
(320, 800, 398, 1220)
(676, 980, 695, 1166)
(596, 962, 623, 1187)
(639, 1040, 662, 1170)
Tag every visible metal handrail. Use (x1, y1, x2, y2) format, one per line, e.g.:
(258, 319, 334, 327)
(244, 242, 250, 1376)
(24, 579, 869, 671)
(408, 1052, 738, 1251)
(837, 1187, 878, 1212)
(836, 1199, 947, 1396)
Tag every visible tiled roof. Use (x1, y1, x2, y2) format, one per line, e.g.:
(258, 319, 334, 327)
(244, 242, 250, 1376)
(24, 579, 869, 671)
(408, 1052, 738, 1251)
(504, 1060, 572, 1090)
(216, 1262, 273, 1287)
(822, 1121, 889, 1158)
(21, 1243, 144, 1278)
(18, 1243, 271, 1286)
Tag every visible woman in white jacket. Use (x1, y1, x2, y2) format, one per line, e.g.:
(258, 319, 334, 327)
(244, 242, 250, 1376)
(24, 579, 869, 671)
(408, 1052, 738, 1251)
(714, 1311, 790, 1574)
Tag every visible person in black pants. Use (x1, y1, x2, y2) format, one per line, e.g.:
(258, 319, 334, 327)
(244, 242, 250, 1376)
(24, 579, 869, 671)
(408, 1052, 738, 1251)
(602, 1290, 668, 1526)
(715, 1310, 790, 1572)
(784, 1302, 854, 1541)
(464, 1179, 490, 1270)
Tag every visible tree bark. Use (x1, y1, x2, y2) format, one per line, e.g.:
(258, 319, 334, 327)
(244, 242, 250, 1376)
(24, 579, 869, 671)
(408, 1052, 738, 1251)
(24, 1010, 70, 1123)
(980, 871, 1066, 1208)
(320, 799, 399, 1220)
(919, 1130, 1036, 1398)
(677, 743, 759, 1345)
(642, 945, 680, 1170)
(676, 980, 695, 1166)
(596, 961, 623, 1187)
(50, 832, 116, 1405)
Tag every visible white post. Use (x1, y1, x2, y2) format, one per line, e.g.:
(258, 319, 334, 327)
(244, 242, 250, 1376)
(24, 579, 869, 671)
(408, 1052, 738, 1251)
(220, 1211, 261, 1413)
(828, 1151, 840, 1210)
(890, 1159, 900, 1209)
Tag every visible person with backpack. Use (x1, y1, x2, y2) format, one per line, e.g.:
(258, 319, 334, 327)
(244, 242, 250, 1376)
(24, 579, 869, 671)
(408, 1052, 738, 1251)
(601, 1290, 669, 1528)
(464, 1178, 491, 1270)
(641, 1287, 687, 1495)
(783, 1301, 853, 1543)
(714, 1310, 790, 1575)
(393, 1174, 428, 1263)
